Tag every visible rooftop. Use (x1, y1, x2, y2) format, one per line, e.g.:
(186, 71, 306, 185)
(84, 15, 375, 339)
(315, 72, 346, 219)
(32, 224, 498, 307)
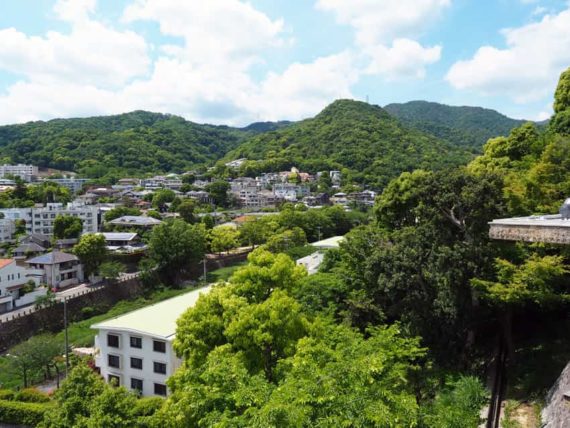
(489, 214, 570, 228)
(310, 235, 345, 249)
(92, 285, 212, 339)
(0, 259, 14, 269)
(27, 251, 79, 265)
(109, 215, 162, 226)
(100, 232, 138, 241)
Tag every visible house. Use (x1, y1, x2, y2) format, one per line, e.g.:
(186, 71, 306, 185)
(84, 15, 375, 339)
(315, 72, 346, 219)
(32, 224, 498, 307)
(26, 251, 84, 289)
(310, 235, 345, 250)
(0, 259, 42, 313)
(21, 233, 51, 249)
(54, 238, 79, 250)
(100, 233, 145, 253)
(12, 242, 47, 260)
(92, 285, 212, 397)
(296, 252, 325, 275)
(109, 216, 162, 228)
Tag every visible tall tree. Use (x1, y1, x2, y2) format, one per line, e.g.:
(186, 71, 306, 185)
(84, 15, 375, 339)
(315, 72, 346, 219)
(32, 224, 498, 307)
(73, 233, 108, 277)
(53, 215, 83, 239)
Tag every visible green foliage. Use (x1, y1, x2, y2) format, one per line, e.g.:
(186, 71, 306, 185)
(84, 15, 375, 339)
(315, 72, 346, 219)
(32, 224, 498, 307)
(208, 225, 240, 254)
(553, 67, 570, 114)
(421, 376, 488, 427)
(146, 219, 206, 284)
(0, 111, 251, 179)
(15, 388, 51, 403)
(385, 100, 528, 152)
(0, 399, 53, 427)
(205, 180, 230, 207)
(53, 214, 83, 239)
(104, 206, 141, 222)
(152, 189, 176, 209)
(99, 260, 125, 281)
(73, 233, 108, 277)
(226, 99, 471, 188)
(0, 390, 15, 400)
(176, 199, 196, 223)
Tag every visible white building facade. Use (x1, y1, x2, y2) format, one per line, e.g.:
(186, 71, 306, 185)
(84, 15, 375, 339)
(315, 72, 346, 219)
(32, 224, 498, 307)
(0, 164, 38, 182)
(0, 259, 41, 313)
(93, 285, 212, 397)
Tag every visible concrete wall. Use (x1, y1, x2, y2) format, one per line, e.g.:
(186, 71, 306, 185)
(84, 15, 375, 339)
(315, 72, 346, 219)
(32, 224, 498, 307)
(489, 224, 570, 244)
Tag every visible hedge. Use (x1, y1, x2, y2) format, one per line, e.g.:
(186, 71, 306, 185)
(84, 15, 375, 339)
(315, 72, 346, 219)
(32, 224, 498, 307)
(0, 390, 15, 401)
(0, 399, 52, 426)
(15, 388, 51, 403)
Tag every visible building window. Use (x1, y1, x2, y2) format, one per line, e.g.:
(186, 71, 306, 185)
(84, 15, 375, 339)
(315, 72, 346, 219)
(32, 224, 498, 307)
(131, 378, 143, 392)
(153, 340, 166, 353)
(107, 334, 120, 348)
(153, 362, 167, 374)
(108, 354, 120, 368)
(130, 336, 142, 349)
(130, 357, 143, 370)
(154, 383, 167, 396)
(108, 375, 120, 386)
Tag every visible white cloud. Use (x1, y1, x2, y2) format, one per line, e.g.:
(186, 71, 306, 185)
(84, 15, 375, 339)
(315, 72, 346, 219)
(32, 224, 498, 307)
(446, 8, 570, 103)
(316, 0, 451, 45)
(364, 38, 441, 80)
(315, 0, 448, 80)
(253, 52, 359, 121)
(0, 2, 149, 88)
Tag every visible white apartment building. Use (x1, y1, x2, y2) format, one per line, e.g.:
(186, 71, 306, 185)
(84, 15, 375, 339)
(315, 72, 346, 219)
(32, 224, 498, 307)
(92, 285, 212, 397)
(0, 203, 98, 240)
(0, 259, 41, 313)
(0, 164, 38, 182)
(43, 178, 89, 194)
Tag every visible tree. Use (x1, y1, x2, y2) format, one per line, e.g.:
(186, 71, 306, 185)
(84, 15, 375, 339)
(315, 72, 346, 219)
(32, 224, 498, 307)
(176, 199, 196, 223)
(104, 207, 141, 223)
(471, 253, 568, 355)
(205, 180, 230, 207)
(146, 219, 206, 284)
(84, 387, 139, 428)
(8, 334, 63, 388)
(152, 189, 176, 211)
(208, 226, 240, 254)
(73, 234, 108, 277)
(41, 364, 105, 428)
(239, 218, 268, 248)
(53, 215, 83, 239)
(99, 261, 125, 283)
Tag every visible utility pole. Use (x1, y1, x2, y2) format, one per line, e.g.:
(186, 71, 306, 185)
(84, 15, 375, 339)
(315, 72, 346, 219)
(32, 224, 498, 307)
(203, 257, 207, 283)
(63, 297, 69, 376)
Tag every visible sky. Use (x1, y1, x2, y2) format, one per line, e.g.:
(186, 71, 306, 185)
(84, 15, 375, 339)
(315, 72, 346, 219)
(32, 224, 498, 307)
(0, 0, 569, 126)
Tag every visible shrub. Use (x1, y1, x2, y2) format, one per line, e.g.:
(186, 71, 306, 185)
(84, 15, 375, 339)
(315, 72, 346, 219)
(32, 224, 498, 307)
(0, 390, 14, 401)
(133, 396, 164, 416)
(15, 388, 51, 403)
(0, 399, 52, 426)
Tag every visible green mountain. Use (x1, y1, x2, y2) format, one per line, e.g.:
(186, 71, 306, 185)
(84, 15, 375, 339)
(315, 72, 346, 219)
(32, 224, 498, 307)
(225, 99, 472, 188)
(384, 101, 528, 152)
(0, 111, 250, 180)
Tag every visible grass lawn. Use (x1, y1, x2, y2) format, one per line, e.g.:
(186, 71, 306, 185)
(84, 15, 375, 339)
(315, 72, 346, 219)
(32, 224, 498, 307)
(0, 262, 247, 390)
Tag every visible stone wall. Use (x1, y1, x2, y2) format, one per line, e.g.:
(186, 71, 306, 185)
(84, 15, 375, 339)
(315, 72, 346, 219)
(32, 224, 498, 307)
(489, 224, 570, 244)
(0, 278, 143, 352)
(542, 361, 570, 427)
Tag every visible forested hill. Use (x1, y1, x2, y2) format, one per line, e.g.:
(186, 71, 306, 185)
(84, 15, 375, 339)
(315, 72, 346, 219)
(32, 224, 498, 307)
(0, 111, 252, 180)
(225, 99, 472, 188)
(384, 100, 528, 152)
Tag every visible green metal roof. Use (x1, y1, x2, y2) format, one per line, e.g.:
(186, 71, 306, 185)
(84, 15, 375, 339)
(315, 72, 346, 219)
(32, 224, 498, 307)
(92, 285, 212, 339)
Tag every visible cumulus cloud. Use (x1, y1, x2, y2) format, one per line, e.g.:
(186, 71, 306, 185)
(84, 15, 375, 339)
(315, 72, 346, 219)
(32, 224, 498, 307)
(364, 38, 441, 80)
(0, 0, 149, 89)
(316, 0, 449, 80)
(446, 8, 570, 103)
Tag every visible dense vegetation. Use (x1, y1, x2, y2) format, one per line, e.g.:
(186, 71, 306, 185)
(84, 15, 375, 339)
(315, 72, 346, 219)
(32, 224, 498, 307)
(225, 100, 472, 188)
(384, 100, 529, 152)
(0, 111, 250, 181)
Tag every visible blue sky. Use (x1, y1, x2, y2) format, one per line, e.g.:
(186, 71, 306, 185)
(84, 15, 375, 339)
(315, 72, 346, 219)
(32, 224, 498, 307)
(0, 0, 568, 126)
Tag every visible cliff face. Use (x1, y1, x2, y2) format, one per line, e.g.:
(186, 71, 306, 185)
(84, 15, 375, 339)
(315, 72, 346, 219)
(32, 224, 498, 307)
(542, 361, 570, 427)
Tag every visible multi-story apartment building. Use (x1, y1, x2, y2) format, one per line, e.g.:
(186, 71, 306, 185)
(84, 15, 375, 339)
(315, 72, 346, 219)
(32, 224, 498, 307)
(0, 219, 15, 243)
(0, 203, 98, 240)
(0, 164, 38, 182)
(92, 285, 212, 397)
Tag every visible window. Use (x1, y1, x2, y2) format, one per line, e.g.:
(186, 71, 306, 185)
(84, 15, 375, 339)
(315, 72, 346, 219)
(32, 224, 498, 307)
(131, 378, 143, 392)
(108, 354, 120, 368)
(154, 383, 167, 396)
(153, 362, 167, 374)
(107, 334, 120, 348)
(130, 336, 142, 349)
(153, 340, 166, 353)
(130, 357, 143, 370)
(108, 375, 120, 386)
